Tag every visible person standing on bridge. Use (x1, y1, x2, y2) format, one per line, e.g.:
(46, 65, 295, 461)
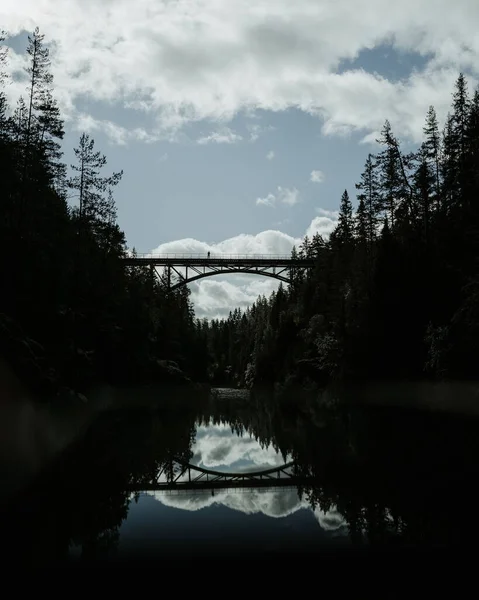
(207, 251, 210, 259)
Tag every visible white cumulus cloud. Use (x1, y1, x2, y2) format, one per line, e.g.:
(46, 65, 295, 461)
(256, 186, 300, 208)
(2, 0, 478, 143)
(305, 216, 338, 239)
(150, 212, 338, 319)
(266, 150, 275, 160)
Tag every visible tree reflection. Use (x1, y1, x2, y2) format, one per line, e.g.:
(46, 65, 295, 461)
(199, 387, 479, 548)
(3, 384, 479, 564)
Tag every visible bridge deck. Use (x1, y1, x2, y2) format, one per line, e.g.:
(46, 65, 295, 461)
(128, 478, 313, 492)
(123, 254, 316, 267)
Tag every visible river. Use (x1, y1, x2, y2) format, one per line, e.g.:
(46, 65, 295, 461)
(2, 380, 479, 565)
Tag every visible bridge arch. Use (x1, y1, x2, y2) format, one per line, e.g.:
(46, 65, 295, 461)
(169, 268, 290, 291)
(172, 459, 296, 480)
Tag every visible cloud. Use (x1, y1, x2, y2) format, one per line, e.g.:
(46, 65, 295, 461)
(193, 422, 289, 470)
(247, 123, 275, 142)
(197, 126, 242, 145)
(256, 193, 276, 208)
(73, 113, 160, 145)
(256, 186, 300, 208)
(149, 486, 348, 533)
(3, 0, 479, 142)
(317, 207, 339, 218)
(152, 229, 300, 256)
(158, 152, 168, 162)
(266, 150, 275, 160)
(305, 216, 338, 239)
(310, 169, 325, 183)
(149, 487, 311, 520)
(150, 213, 338, 319)
(145, 416, 348, 531)
(190, 277, 281, 320)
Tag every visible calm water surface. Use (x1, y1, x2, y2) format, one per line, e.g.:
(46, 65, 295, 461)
(3, 384, 479, 565)
(102, 417, 349, 561)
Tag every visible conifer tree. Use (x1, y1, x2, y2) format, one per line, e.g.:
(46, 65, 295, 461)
(21, 28, 65, 196)
(413, 143, 434, 242)
(355, 153, 381, 246)
(68, 132, 123, 224)
(334, 189, 354, 245)
(423, 105, 441, 204)
(354, 197, 368, 244)
(0, 31, 9, 141)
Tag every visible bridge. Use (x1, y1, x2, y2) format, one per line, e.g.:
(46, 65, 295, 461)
(123, 253, 316, 290)
(127, 459, 314, 493)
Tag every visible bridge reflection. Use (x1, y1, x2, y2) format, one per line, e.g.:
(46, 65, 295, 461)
(127, 459, 314, 492)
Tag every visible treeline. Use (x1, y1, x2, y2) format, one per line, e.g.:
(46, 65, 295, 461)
(0, 28, 206, 396)
(203, 74, 479, 387)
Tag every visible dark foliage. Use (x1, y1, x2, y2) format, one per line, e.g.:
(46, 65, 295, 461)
(0, 29, 207, 396)
(204, 74, 479, 386)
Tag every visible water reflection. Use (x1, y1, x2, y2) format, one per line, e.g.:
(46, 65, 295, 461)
(2, 384, 479, 565)
(140, 416, 347, 545)
(190, 419, 289, 471)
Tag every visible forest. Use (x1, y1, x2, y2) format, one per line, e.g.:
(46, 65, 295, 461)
(203, 74, 479, 388)
(0, 28, 205, 397)
(1, 27, 479, 398)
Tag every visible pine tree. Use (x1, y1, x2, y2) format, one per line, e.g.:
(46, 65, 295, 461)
(0, 32, 15, 230)
(452, 73, 470, 164)
(464, 88, 479, 206)
(298, 235, 311, 258)
(36, 88, 65, 189)
(413, 143, 434, 243)
(354, 197, 368, 244)
(12, 97, 27, 143)
(423, 105, 441, 204)
(24, 29, 51, 163)
(355, 153, 381, 246)
(289, 245, 303, 292)
(441, 113, 457, 211)
(442, 74, 471, 210)
(68, 132, 123, 225)
(375, 120, 414, 228)
(333, 189, 354, 245)
(21, 27, 65, 195)
(0, 30, 9, 141)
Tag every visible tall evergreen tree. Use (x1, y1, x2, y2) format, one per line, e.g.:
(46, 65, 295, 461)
(68, 132, 123, 225)
(23, 29, 53, 171)
(422, 105, 441, 204)
(413, 143, 434, 243)
(442, 74, 470, 210)
(355, 154, 381, 247)
(354, 197, 368, 244)
(441, 113, 457, 211)
(452, 73, 470, 165)
(0, 31, 8, 139)
(333, 189, 354, 246)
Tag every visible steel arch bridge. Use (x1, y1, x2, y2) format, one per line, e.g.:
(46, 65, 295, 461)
(123, 253, 315, 291)
(127, 458, 313, 492)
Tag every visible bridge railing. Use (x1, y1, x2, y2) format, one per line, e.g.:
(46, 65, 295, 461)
(125, 252, 294, 260)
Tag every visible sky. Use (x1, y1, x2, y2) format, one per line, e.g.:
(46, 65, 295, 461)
(145, 418, 348, 532)
(2, 0, 479, 318)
